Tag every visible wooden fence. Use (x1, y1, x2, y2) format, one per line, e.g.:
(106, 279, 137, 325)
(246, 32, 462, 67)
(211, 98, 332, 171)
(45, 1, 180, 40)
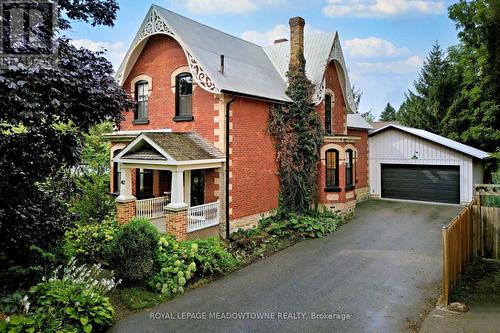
(476, 184, 500, 260)
(441, 184, 500, 305)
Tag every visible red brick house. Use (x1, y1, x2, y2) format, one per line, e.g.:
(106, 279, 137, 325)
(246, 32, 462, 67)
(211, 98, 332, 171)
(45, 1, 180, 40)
(107, 5, 372, 241)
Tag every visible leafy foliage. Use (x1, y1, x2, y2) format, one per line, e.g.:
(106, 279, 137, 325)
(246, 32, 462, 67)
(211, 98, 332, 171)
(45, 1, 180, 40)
(63, 217, 118, 262)
(268, 67, 323, 214)
(69, 122, 116, 222)
(1, 258, 119, 333)
(0, 1, 132, 265)
(108, 218, 160, 284)
(149, 235, 198, 295)
(187, 237, 238, 277)
(361, 110, 375, 123)
(229, 211, 344, 259)
(379, 102, 398, 121)
(398, 1, 499, 154)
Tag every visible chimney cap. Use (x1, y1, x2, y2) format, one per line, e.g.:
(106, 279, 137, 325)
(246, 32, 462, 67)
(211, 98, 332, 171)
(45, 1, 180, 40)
(274, 38, 288, 44)
(289, 16, 305, 27)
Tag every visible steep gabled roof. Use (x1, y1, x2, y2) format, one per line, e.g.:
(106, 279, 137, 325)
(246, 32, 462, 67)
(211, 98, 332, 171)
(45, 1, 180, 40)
(369, 124, 490, 160)
(116, 5, 357, 110)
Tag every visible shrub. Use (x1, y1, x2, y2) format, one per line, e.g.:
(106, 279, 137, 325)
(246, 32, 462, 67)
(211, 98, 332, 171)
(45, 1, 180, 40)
(0, 258, 119, 333)
(108, 218, 160, 283)
(63, 217, 118, 262)
(187, 238, 238, 277)
(149, 235, 197, 295)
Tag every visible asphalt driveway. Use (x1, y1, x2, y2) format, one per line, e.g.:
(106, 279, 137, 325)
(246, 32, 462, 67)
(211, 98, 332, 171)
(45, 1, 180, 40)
(109, 200, 462, 333)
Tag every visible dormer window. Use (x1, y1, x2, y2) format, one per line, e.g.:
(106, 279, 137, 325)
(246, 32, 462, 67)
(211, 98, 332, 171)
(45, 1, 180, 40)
(134, 80, 149, 123)
(325, 94, 333, 135)
(174, 73, 193, 121)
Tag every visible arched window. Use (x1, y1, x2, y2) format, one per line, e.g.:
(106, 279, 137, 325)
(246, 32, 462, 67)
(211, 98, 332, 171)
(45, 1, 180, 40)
(345, 149, 354, 188)
(325, 94, 332, 135)
(325, 149, 339, 189)
(175, 73, 193, 120)
(112, 149, 122, 194)
(134, 80, 149, 122)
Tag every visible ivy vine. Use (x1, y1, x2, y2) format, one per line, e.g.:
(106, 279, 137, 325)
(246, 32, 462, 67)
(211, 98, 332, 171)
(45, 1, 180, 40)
(269, 69, 324, 214)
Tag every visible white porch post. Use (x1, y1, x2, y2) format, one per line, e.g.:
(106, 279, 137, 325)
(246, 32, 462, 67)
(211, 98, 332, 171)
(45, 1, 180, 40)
(116, 166, 136, 202)
(167, 170, 188, 210)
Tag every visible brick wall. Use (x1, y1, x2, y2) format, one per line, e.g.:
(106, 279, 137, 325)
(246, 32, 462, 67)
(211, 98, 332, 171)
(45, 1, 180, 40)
(230, 98, 279, 220)
(317, 62, 347, 135)
(348, 129, 369, 189)
(120, 34, 217, 143)
(204, 168, 219, 203)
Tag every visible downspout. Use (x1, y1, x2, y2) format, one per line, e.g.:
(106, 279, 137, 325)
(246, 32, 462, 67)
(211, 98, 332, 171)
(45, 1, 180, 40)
(225, 95, 236, 239)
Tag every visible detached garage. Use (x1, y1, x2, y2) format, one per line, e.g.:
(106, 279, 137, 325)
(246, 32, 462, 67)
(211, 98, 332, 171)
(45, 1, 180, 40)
(369, 125, 490, 205)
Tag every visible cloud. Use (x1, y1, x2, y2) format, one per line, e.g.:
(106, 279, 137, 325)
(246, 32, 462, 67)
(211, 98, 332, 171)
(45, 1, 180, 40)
(183, 0, 284, 14)
(322, 0, 445, 18)
(241, 24, 324, 46)
(354, 55, 423, 74)
(344, 37, 409, 58)
(71, 39, 126, 68)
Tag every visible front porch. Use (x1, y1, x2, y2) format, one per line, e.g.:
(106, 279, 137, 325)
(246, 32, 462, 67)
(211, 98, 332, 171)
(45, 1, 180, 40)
(135, 195, 220, 234)
(113, 131, 225, 240)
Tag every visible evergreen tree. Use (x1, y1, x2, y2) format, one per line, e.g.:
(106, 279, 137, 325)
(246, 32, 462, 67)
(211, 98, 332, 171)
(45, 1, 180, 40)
(398, 42, 456, 133)
(379, 103, 398, 121)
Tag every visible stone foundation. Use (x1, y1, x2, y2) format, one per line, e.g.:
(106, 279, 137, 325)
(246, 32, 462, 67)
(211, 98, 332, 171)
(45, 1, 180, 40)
(187, 225, 219, 240)
(355, 186, 370, 202)
(229, 210, 275, 233)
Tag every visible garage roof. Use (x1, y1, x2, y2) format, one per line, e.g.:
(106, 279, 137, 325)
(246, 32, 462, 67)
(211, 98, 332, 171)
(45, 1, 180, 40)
(369, 124, 490, 160)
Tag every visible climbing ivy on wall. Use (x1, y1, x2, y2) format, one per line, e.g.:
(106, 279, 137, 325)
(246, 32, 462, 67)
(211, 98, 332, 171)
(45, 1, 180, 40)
(269, 69, 324, 214)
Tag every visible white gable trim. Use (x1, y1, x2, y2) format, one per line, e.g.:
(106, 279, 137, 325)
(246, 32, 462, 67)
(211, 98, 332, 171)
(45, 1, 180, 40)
(115, 6, 220, 94)
(113, 133, 175, 162)
(327, 33, 356, 113)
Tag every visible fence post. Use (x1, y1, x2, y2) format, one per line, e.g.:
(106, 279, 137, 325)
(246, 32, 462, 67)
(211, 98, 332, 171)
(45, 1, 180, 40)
(440, 226, 449, 306)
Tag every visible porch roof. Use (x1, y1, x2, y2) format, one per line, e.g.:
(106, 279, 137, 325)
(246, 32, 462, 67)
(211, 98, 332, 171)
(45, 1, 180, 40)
(115, 132, 225, 165)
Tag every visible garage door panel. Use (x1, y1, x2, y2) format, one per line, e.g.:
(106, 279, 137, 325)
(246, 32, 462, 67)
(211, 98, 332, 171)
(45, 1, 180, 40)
(381, 164, 459, 204)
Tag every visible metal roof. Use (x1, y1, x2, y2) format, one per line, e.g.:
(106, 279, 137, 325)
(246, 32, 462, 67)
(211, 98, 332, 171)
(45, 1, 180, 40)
(346, 113, 373, 130)
(369, 124, 490, 160)
(264, 33, 336, 87)
(116, 5, 357, 107)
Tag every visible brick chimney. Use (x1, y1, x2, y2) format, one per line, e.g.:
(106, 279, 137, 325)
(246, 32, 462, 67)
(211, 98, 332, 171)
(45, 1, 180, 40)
(288, 16, 305, 72)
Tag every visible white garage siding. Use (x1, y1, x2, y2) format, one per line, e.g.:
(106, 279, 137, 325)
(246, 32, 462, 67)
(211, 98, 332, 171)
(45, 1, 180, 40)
(369, 129, 475, 205)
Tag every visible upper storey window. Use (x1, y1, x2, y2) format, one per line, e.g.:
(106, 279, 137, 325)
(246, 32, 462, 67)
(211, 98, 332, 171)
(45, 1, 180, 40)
(134, 80, 149, 123)
(175, 73, 193, 121)
(325, 94, 333, 135)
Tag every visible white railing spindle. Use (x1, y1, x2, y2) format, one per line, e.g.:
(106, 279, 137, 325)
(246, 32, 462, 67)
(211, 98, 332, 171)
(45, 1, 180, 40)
(187, 201, 220, 232)
(136, 196, 170, 219)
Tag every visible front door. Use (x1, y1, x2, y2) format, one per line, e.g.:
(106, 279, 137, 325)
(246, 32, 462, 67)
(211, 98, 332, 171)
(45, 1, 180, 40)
(190, 170, 205, 207)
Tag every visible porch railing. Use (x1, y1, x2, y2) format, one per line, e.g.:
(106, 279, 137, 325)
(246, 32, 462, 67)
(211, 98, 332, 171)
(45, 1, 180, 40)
(187, 201, 220, 232)
(136, 196, 170, 220)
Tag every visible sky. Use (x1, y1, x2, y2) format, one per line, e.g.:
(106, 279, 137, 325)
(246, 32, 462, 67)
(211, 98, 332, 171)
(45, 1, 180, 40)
(66, 0, 459, 118)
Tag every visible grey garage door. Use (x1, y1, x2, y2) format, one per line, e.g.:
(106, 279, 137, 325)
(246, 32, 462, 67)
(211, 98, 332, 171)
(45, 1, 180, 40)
(381, 164, 460, 204)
